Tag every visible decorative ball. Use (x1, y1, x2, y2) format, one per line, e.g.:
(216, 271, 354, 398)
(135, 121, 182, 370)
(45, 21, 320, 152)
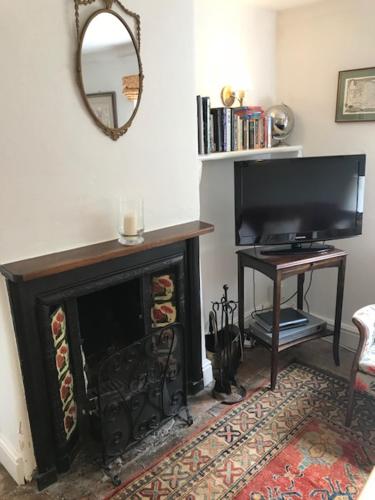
(266, 104, 295, 144)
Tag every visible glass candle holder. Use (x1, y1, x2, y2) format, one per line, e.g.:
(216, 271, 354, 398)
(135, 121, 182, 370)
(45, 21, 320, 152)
(118, 197, 144, 245)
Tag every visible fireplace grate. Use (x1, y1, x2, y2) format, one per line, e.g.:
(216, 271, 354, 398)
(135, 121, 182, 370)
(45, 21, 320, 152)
(86, 323, 190, 470)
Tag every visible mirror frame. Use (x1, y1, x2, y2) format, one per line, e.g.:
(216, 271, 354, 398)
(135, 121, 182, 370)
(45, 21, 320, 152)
(74, 0, 144, 140)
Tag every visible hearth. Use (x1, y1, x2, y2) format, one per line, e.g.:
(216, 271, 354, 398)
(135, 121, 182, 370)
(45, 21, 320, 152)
(0, 221, 213, 489)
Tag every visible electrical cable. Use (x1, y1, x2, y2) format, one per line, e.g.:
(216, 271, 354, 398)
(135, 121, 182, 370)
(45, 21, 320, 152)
(303, 270, 314, 313)
(250, 289, 299, 319)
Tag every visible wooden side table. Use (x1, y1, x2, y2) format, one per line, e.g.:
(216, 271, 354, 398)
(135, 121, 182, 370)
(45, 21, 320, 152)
(237, 247, 347, 389)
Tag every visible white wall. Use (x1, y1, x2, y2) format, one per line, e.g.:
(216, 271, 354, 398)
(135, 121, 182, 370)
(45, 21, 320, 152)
(0, 0, 198, 483)
(195, 0, 279, 329)
(277, 0, 375, 331)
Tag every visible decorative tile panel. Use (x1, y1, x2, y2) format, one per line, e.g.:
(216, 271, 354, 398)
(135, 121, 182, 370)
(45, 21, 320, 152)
(151, 273, 177, 328)
(50, 306, 78, 440)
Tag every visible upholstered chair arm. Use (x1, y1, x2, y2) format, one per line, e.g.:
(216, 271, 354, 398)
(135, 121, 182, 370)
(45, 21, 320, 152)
(352, 305, 375, 375)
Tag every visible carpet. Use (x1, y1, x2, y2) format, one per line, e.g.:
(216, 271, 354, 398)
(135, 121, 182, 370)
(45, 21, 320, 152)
(106, 363, 375, 499)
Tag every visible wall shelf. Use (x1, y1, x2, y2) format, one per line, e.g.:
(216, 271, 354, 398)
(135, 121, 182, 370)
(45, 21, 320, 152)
(198, 145, 303, 162)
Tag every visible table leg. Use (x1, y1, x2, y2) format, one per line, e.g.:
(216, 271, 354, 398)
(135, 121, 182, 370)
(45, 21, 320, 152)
(271, 275, 282, 390)
(297, 273, 305, 310)
(238, 255, 245, 343)
(333, 258, 346, 366)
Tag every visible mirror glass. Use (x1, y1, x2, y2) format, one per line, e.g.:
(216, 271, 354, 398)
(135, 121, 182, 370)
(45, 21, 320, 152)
(80, 11, 141, 130)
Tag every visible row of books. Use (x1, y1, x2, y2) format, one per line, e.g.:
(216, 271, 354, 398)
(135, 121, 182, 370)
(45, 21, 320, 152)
(197, 96, 272, 155)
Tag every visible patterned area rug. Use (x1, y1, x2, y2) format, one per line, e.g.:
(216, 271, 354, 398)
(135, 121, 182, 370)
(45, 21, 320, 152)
(106, 363, 375, 499)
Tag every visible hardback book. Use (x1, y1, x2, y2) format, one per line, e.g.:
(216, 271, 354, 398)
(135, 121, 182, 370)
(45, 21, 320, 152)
(249, 119, 255, 149)
(231, 109, 238, 151)
(202, 96, 211, 154)
(209, 114, 215, 153)
(258, 116, 265, 148)
(236, 115, 243, 150)
(210, 107, 224, 152)
(243, 118, 249, 150)
(224, 108, 232, 152)
(196, 96, 204, 154)
(266, 115, 273, 148)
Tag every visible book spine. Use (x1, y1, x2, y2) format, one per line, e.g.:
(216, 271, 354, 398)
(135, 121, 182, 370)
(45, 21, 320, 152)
(210, 114, 215, 153)
(254, 118, 259, 149)
(206, 97, 211, 153)
(232, 110, 238, 151)
(222, 110, 227, 152)
(210, 109, 218, 153)
(237, 116, 242, 150)
(196, 96, 204, 154)
(259, 116, 265, 148)
(202, 97, 211, 154)
(243, 118, 249, 150)
(249, 119, 254, 149)
(266, 115, 273, 148)
(226, 108, 232, 152)
(218, 109, 223, 152)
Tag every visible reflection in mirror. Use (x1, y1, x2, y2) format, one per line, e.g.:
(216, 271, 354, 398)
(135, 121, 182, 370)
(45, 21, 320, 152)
(81, 11, 140, 131)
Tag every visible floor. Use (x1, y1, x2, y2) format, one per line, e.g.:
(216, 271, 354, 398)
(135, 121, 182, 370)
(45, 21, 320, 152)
(0, 339, 355, 499)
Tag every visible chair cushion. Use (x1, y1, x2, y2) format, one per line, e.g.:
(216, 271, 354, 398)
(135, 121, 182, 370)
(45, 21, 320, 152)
(355, 305, 375, 375)
(355, 371, 375, 397)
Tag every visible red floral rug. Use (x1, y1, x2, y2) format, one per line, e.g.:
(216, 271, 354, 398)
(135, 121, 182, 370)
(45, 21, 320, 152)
(106, 363, 375, 499)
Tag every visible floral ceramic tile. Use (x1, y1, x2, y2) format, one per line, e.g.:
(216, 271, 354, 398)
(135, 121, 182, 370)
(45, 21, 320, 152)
(151, 302, 177, 327)
(152, 275, 175, 301)
(51, 306, 66, 347)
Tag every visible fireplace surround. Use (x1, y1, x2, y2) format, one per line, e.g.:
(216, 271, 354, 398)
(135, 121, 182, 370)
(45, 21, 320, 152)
(0, 221, 213, 489)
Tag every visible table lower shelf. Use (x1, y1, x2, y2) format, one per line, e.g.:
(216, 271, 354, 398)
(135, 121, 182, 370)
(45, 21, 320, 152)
(247, 327, 334, 352)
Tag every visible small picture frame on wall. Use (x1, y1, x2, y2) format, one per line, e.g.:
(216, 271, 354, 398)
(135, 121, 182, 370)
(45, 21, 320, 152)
(87, 92, 118, 129)
(336, 67, 375, 122)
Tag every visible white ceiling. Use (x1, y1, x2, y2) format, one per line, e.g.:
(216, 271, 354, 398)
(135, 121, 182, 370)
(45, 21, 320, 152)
(244, 0, 330, 10)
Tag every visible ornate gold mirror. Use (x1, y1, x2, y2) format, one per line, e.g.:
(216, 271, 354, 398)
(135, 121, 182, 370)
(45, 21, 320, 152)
(74, 0, 143, 140)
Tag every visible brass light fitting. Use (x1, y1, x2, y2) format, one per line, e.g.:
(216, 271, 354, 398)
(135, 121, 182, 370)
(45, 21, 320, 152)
(221, 85, 245, 107)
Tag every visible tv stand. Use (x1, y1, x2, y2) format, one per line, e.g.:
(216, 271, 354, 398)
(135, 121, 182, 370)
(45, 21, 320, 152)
(237, 246, 347, 389)
(261, 243, 334, 256)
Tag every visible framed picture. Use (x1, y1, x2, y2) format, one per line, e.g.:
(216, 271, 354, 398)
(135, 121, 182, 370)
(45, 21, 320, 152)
(336, 67, 375, 122)
(86, 92, 118, 128)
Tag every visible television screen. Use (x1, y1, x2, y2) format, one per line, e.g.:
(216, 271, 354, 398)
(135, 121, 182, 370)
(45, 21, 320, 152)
(234, 155, 366, 246)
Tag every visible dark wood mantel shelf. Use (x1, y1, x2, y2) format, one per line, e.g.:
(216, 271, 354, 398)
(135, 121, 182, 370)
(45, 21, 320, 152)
(0, 220, 214, 283)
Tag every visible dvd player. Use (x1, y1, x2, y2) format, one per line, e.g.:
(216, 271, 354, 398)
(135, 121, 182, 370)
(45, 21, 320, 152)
(249, 312, 327, 346)
(254, 307, 308, 332)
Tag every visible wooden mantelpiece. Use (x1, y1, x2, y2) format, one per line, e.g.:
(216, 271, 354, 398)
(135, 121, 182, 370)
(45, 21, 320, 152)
(0, 220, 214, 282)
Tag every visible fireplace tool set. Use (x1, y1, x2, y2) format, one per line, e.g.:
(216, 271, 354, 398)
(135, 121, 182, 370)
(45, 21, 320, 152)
(206, 285, 246, 403)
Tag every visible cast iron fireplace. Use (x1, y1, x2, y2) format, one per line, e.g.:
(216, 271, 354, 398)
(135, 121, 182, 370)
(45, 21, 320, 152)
(0, 221, 213, 489)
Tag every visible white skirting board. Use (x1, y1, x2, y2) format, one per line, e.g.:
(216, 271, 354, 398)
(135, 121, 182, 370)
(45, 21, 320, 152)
(202, 356, 213, 386)
(0, 433, 25, 485)
(314, 313, 359, 352)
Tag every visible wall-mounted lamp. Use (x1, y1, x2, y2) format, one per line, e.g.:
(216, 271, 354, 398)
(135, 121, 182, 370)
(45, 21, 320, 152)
(221, 86, 246, 107)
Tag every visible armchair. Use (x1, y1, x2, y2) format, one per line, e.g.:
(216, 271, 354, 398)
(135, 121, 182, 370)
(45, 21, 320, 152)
(346, 305, 375, 426)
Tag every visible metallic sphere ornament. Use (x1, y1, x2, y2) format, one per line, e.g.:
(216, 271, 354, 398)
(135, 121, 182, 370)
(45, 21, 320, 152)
(266, 104, 295, 145)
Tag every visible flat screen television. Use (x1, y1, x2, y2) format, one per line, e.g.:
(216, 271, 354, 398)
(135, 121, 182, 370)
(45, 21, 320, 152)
(234, 155, 366, 251)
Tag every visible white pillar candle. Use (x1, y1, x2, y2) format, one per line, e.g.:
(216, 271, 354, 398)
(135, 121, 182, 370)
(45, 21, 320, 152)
(123, 212, 137, 235)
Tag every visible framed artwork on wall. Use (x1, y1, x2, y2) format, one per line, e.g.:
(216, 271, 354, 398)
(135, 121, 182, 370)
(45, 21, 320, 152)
(336, 67, 375, 122)
(86, 92, 118, 129)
